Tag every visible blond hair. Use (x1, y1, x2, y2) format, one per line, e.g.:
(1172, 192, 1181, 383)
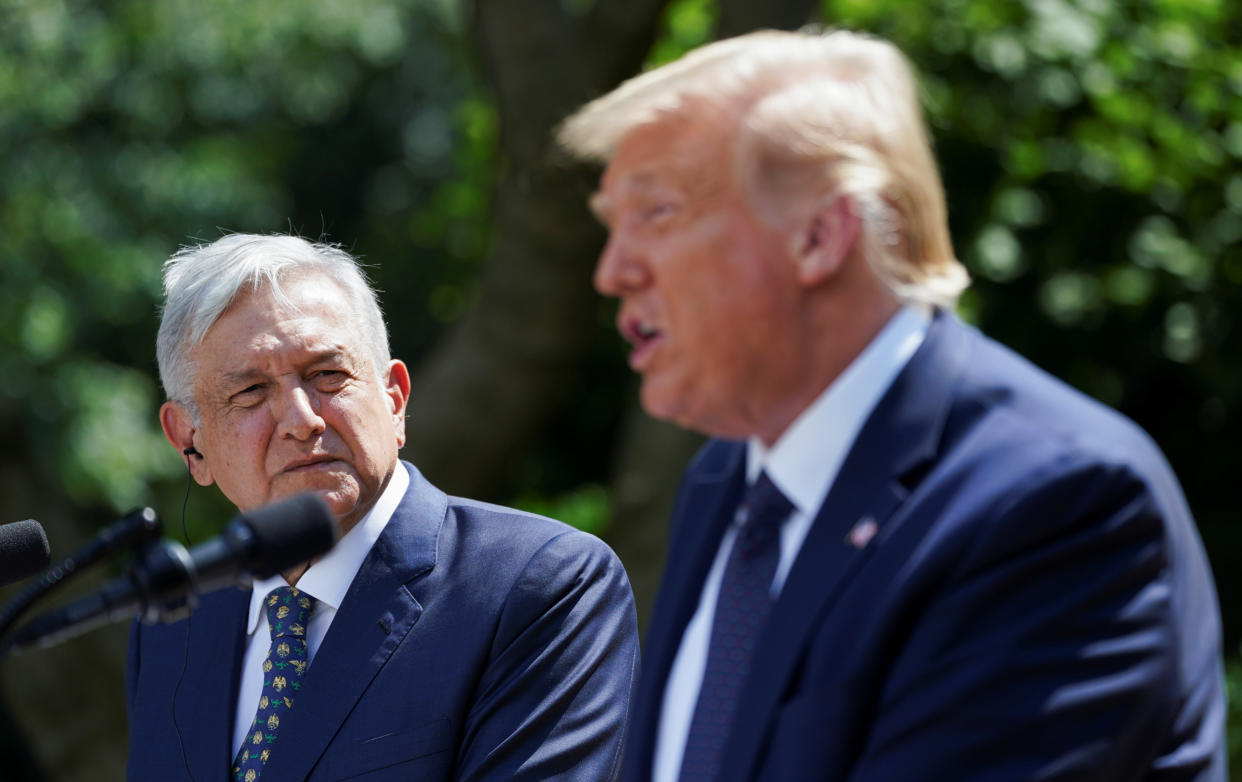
(559, 29, 968, 307)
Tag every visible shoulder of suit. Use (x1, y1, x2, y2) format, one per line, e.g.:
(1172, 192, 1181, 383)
(440, 495, 627, 594)
(445, 495, 612, 547)
(950, 326, 1167, 474)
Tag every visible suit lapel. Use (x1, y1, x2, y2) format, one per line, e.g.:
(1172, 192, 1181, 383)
(628, 441, 746, 780)
(259, 462, 447, 781)
(175, 586, 248, 780)
(722, 312, 971, 781)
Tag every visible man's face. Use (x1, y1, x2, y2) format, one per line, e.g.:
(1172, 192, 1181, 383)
(590, 118, 802, 439)
(163, 273, 409, 535)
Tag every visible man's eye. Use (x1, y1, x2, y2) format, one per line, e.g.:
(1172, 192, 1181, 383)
(313, 370, 347, 387)
(231, 385, 265, 406)
(642, 203, 678, 223)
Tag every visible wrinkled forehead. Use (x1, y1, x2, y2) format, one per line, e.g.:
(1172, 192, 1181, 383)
(200, 273, 362, 357)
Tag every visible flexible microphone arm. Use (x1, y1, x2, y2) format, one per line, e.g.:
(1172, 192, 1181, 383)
(0, 508, 161, 641)
(5, 493, 336, 656)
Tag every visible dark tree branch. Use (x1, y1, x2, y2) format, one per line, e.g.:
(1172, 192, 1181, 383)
(714, 0, 820, 39)
(584, 0, 676, 86)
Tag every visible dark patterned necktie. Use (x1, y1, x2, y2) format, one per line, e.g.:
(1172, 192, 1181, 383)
(232, 586, 317, 782)
(679, 471, 793, 781)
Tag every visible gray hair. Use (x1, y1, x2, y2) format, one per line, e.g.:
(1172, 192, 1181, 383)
(558, 28, 968, 308)
(156, 233, 391, 419)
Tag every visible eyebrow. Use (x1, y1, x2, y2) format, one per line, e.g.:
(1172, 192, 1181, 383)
(589, 171, 684, 221)
(218, 368, 265, 389)
(216, 349, 350, 389)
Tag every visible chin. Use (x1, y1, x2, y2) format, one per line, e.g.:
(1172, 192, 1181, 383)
(639, 384, 679, 427)
(314, 484, 360, 513)
(271, 473, 357, 509)
(641, 381, 703, 434)
(642, 381, 746, 440)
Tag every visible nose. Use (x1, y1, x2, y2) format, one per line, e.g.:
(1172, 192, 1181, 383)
(593, 232, 650, 297)
(275, 385, 326, 441)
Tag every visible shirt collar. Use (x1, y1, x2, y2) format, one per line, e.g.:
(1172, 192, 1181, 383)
(747, 303, 931, 516)
(246, 462, 409, 634)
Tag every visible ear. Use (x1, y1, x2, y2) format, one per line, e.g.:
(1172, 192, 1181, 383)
(159, 401, 214, 487)
(792, 195, 860, 288)
(384, 360, 412, 449)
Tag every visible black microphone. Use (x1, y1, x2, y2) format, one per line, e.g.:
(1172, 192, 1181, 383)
(0, 508, 162, 641)
(0, 521, 51, 588)
(10, 493, 336, 653)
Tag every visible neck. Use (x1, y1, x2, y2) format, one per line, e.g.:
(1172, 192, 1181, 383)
(753, 284, 902, 447)
(282, 563, 310, 586)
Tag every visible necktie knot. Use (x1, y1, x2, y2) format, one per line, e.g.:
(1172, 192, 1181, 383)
(265, 586, 315, 642)
(736, 472, 793, 557)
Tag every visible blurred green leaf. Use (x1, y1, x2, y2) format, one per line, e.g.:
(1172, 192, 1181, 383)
(514, 484, 612, 536)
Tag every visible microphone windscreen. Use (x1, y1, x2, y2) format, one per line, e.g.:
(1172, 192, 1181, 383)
(238, 493, 337, 578)
(0, 520, 51, 587)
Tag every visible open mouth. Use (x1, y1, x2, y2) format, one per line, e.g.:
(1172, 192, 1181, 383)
(621, 316, 663, 369)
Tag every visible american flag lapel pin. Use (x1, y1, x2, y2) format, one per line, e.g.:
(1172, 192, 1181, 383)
(846, 516, 878, 549)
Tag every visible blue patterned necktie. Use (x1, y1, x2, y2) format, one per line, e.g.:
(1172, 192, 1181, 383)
(679, 471, 793, 781)
(232, 586, 317, 782)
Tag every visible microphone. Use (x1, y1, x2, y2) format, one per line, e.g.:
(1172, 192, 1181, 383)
(10, 493, 336, 653)
(0, 521, 51, 588)
(0, 508, 161, 641)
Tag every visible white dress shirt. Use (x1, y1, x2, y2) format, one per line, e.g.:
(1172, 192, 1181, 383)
(231, 464, 409, 759)
(652, 304, 931, 782)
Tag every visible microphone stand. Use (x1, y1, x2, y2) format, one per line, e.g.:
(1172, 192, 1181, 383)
(1, 492, 334, 658)
(0, 508, 162, 657)
(4, 538, 203, 656)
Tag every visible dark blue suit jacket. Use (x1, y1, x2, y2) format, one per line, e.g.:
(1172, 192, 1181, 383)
(625, 313, 1225, 781)
(127, 461, 639, 781)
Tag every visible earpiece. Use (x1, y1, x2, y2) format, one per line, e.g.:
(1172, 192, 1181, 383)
(183, 447, 203, 459)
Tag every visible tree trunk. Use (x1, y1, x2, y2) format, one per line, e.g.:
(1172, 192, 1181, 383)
(604, 394, 704, 633)
(715, 0, 820, 38)
(403, 0, 673, 499)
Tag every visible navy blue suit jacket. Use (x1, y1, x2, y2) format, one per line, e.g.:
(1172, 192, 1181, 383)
(625, 313, 1225, 781)
(127, 461, 639, 781)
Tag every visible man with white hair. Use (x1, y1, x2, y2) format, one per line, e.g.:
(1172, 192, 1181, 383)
(560, 29, 1224, 781)
(126, 234, 639, 781)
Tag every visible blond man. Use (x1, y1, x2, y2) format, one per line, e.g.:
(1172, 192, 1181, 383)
(562, 30, 1224, 782)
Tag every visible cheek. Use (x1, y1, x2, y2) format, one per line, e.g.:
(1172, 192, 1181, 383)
(326, 398, 396, 459)
(666, 285, 746, 373)
(210, 416, 274, 470)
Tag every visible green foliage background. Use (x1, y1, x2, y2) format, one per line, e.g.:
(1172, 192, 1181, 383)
(0, 0, 1237, 776)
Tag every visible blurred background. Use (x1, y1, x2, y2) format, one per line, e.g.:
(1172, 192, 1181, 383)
(0, 0, 1238, 778)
